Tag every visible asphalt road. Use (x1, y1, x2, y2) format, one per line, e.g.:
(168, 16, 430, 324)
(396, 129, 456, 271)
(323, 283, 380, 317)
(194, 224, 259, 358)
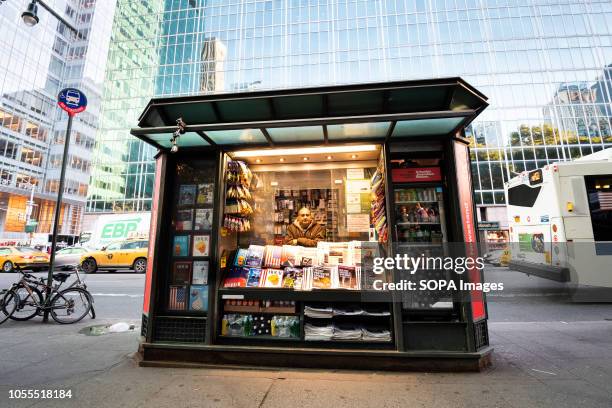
(1, 265, 611, 322)
(0, 270, 144, 320)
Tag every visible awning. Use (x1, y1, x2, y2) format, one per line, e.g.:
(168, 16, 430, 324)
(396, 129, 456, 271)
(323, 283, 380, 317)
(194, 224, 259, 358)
(131, 77, 488, 151)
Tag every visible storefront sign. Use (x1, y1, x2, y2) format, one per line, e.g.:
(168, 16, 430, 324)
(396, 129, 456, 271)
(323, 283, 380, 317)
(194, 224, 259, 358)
(477, 221, 500, 230)
(391, 167, 441, 183)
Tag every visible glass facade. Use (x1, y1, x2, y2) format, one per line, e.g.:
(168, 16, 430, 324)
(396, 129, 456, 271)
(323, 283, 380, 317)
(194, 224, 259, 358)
(89, 0, 612, 214)
(0, 0, 115, 240)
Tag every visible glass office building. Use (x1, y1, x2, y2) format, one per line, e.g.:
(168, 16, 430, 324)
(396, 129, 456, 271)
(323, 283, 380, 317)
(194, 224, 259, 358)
(0, 0, 115, 242)
(88, 0, 612, 230)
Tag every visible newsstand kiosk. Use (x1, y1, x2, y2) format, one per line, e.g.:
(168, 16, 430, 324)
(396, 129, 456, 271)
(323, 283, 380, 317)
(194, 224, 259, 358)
(133, 78, 492, 371)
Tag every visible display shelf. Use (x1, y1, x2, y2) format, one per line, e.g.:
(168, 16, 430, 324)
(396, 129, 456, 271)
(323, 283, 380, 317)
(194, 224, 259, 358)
(219, 335, 301, 342)
(219, 288, 392, 302)
(396, 222, 441, 225)
(223, 306, 297, 314)
(395, 201, 439, 204)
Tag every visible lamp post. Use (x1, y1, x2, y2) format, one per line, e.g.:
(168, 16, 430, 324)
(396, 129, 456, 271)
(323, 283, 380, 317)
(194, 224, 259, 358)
(21, 0, 78, 34)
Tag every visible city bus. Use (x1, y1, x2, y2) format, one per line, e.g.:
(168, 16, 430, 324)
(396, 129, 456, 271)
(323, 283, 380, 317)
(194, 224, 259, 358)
(505, 148, 612, 292)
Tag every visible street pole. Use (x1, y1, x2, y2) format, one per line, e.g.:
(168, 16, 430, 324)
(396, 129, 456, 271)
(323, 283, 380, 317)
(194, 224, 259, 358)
(43, 113, 73, 322)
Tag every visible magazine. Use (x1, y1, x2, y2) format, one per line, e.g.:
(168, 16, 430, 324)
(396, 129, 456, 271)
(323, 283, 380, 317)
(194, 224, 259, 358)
(246, 245, 265, 268)
(172, 261, 192, 284)
(196, 183, 214, 205)
(281, 267, 303, 289)
(192, 235, 210, 257)
(234, 248, 248, 267)
(173, 235, 190, 257)
(337, 265, 358, 290)
(178, 185, 196, 206)
(311, 266, 335, 289)
(281, 245, 300, 267)
(168, 285, 187, 310)
(176, 209, 193, 231)
(192, 260, 209, 285)
(263, 245, 282, 268)
(189, 285, 208, 311)
(246, 268, 262, 287)
(223, 267, 248, 287)
(260, 269, 284, 288)
(194, 208, 213, 231)
(299, 247, 317, 267)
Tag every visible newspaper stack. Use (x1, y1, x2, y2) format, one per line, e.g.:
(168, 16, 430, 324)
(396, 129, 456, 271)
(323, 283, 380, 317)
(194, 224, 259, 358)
(361, 327, 391, 342)
(332, 306, 365, 316)
(362, 307, 391, 316)
(332, 324, 362, 341)
(304, 306, 333, 318)
(304, 323, 333, 341)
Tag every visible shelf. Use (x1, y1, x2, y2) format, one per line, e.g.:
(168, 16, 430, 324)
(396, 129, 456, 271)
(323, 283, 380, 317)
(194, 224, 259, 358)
(219, 288, 392, 302)
(219, 335, 301, 341)
(304, 314, 392, 319)
(395, 201, 440, 204)
(396, 222, 441, 225)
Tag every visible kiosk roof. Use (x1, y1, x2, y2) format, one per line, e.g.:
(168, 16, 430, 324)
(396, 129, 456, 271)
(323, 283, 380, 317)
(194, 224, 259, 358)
(131, 77, 487, 151)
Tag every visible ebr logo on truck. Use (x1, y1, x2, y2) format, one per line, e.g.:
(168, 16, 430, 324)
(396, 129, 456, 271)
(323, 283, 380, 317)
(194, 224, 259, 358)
(101, 218, 142, 239)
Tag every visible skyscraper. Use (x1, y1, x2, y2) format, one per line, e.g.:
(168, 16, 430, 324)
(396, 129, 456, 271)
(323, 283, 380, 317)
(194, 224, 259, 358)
(88, 0, 612, 231)
(0, 0, 115, 242)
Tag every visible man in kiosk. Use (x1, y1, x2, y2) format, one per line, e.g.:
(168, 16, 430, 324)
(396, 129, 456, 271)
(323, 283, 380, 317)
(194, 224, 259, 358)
(283, 207, 326, 247)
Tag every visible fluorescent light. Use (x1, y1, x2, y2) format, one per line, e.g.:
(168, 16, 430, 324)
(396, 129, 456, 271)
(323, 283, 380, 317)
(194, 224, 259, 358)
(232, 144, 378, 158)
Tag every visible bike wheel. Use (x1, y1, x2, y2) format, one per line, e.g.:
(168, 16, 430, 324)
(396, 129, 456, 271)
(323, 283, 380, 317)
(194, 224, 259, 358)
(10, 285, 43, 321)
(0, 290, 19, 325)
(50, 288, 92, 324)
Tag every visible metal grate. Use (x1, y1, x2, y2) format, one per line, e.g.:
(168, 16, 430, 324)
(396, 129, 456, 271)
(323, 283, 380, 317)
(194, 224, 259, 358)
(474, 319, 489, 349)
(141, 314, 148, 338)
(153, 317, 207, 343)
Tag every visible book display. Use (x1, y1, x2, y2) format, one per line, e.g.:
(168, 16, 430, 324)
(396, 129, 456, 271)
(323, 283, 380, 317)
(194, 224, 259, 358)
(165, 158, 216, 313)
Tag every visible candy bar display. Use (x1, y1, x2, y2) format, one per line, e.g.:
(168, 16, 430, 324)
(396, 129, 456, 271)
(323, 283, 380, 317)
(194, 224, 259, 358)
(371, 156, 388, 243)
(223, 160, 255, 232)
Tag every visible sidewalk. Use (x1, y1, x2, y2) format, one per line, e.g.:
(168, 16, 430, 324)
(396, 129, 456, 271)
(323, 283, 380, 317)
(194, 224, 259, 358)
(1, 319, 611, 407)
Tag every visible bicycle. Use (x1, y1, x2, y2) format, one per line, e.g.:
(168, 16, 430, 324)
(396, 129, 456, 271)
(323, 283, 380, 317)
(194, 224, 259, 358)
(0, 288, 18, 325)
(1, 265, 95, 324)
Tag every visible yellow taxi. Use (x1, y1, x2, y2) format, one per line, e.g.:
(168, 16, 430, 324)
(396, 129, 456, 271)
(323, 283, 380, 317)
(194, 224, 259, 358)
(80, 239, 148, 273)
(0, 246, 50, 272)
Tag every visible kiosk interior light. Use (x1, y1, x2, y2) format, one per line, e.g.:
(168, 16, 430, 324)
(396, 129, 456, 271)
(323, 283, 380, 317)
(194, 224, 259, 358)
(232, 144, 378, 158)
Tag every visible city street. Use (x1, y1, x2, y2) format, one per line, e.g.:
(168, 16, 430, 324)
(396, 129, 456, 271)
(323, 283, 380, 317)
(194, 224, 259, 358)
(0, 267, 611, 407)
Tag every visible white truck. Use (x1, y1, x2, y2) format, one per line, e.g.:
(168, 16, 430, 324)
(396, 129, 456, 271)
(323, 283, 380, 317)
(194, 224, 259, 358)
(505, 148, 612, 290)
(80, 212, 151, 249)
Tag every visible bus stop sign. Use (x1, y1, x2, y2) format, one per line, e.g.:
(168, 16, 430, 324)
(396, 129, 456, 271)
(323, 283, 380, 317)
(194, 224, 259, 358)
(58, 88, 87, 116)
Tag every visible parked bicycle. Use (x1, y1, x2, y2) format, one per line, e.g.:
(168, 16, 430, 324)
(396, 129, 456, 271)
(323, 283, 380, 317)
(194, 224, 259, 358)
(1, 264, 95, 324)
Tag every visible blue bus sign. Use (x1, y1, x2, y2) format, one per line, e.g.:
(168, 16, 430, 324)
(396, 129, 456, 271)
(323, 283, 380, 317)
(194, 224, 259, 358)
(58, 88, 87, 116)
